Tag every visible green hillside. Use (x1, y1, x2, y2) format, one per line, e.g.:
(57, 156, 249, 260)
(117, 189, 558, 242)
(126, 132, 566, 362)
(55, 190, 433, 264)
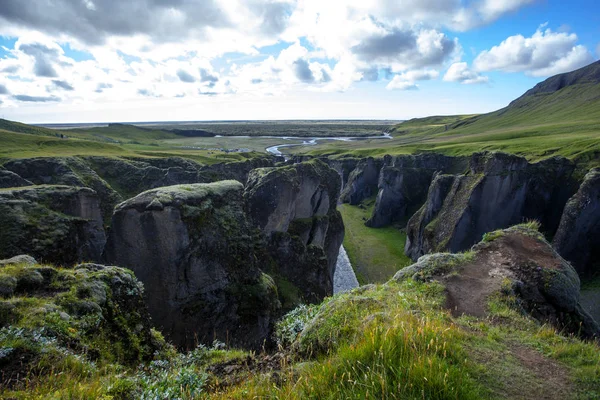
(298, 61, 600, 167)
(66, 123, 179, 144)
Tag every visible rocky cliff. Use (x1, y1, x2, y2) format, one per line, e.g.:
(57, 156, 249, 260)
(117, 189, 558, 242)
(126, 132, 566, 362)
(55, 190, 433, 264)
(366, 154, 465, 228)
(104, 181, 280, 349)
(404, 152, 576, 260)
(553, 168, 600, 277)
(340, 157, 382, 205)
(0, 185, 106, 265)
(395, 224, 599, 340)
(245, 159, 344, 303)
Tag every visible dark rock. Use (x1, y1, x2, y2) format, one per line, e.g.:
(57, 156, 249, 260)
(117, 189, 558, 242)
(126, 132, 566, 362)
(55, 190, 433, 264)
(0, 169, 33, 188)
(404, 152, 576, 260)
(0, 255, 37, 266)
(0, 185, 106, 265)
(244, 160, 344, 302)
(553, 168, 600, 276)
(404, 174, 457, 260)
(340, 157, 382, 205)
(366, 154, 464, 228)
(3, 157, 122, 224)
(104, 181, 280, 350)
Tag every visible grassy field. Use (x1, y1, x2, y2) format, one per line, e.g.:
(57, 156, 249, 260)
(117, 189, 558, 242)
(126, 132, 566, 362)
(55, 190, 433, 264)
(339, 197, 413, 284)
(286, 82, 600, 168)
(0, 129, 264, 164)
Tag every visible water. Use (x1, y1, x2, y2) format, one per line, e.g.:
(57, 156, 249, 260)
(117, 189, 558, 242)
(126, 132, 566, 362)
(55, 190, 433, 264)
(265, 133, 392, 157)
(334, 245, 359, 294)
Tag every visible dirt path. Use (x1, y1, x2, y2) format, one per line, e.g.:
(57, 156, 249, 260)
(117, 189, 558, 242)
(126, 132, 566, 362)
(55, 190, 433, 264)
(442, 248, 511, 317)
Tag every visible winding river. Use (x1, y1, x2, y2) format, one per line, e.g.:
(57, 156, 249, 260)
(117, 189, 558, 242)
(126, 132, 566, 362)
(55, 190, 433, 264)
(264, 133, 392, 157)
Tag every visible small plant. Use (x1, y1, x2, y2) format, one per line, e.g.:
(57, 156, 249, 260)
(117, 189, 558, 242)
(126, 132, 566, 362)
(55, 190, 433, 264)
(275, 303, 321, 348)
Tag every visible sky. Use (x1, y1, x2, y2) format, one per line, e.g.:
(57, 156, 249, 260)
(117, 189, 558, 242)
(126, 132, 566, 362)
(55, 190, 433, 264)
(0, 0, 598, 123)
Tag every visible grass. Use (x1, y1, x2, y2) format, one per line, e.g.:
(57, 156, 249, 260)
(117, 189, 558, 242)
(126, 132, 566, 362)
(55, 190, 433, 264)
(338, 197, 413, 284)
(215, 276, 600, 399)
(287, 82, 600, 168)
(0, 129, 263, 164)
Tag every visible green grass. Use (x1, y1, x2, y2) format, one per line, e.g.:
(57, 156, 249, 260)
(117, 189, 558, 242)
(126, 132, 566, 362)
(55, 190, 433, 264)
(339, 198, 413, 284)
(215, 277, 600, 399)
(0, 129, 263, 164)
(288, 82, 600, 168)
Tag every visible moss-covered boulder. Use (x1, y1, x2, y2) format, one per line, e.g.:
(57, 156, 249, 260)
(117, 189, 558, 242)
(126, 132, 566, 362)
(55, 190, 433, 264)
(404, 152, 576, 260)
(244, 160, 345, 303)
(104, 181, 280, 350)
(0, 185, 106, 265)
(396, 224, 599, 339)
(553, 168, 600, 277)
(0, 260, 162, 389)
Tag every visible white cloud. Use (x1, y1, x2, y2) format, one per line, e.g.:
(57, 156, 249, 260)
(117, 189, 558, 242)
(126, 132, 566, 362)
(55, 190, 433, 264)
(473, 27, 594, 77)
(444, 62, 489, 84)
(386, 69, 439, 90)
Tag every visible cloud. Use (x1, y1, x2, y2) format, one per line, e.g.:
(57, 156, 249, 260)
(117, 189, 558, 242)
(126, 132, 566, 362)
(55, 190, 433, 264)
(258, 2, 291, 35)
(52, 80, 74, 91)
(0, 0, 230, 45)
(0, 84, 9, 94)
(386, 69, 439, 90)
(1, 65, 19, 74)
(95, 83, 113, 93)
(360, 67, 379, 82)
(473, 27, 594, 77)
(18, 42, 61, 77)
(444, 62, 489, 84)
(251, 78, 263, 84)
(293, 58, 314, 83)
(199, 69, 219, 84)
(177, 69, 196, 83)
(13, 94, 60, 102)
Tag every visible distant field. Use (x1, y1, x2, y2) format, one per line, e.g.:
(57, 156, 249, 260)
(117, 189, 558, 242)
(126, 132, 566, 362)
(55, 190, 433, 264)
(339, 198, 413, 284)
(286, 83, 600, 168)
(0, 129, 265, 164)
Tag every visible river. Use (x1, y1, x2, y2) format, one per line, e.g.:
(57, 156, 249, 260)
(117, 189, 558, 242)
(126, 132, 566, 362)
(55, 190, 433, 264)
(333, 245, 359, 294)
(264, 133, 392, 157)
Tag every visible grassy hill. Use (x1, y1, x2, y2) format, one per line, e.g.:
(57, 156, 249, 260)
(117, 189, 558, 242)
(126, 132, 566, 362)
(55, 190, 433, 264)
(297, 61, 600, 167)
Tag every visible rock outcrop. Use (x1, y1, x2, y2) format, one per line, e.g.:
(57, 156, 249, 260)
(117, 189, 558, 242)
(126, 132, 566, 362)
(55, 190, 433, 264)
(0, 260, 162, 388)
(104, 181, 280, 349)
(3, 157, 122, 223)
(553, 168, 600, 277)
(340, 157, 382, 205)
(3, 156, 274, 223)
(0, 168, 33, 188)
(366, 154, 465, 228)
(245, 160, 344, 303)
(405, 152, 576, 260)
(0, 185, 106, 265)
(395, 225, 600, 340)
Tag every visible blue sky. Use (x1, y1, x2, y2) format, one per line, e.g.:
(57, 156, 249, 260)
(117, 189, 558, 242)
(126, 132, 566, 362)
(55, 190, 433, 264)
(0, 0, 597, 123)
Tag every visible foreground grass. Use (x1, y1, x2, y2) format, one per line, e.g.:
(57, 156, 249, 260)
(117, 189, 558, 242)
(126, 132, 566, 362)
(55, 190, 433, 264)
(215, 279, 600, 399)
(339, 198, 413, 284)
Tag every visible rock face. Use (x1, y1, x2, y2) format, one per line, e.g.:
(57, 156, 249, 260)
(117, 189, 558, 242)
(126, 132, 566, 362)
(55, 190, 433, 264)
(394, 225, 600, 340)
(245, 160, 344, 303)
(0, 168, 33, 188)
(553, 169, 600, 276)
(366, 154, 465, 228)
(340, 157, 382, 205)
(404, 152, 576, 260)
(2, 156, 274, 223)
(104, 181, 280, 349)
(3, 157, 123, 223)
(0, 186, 106, 265)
